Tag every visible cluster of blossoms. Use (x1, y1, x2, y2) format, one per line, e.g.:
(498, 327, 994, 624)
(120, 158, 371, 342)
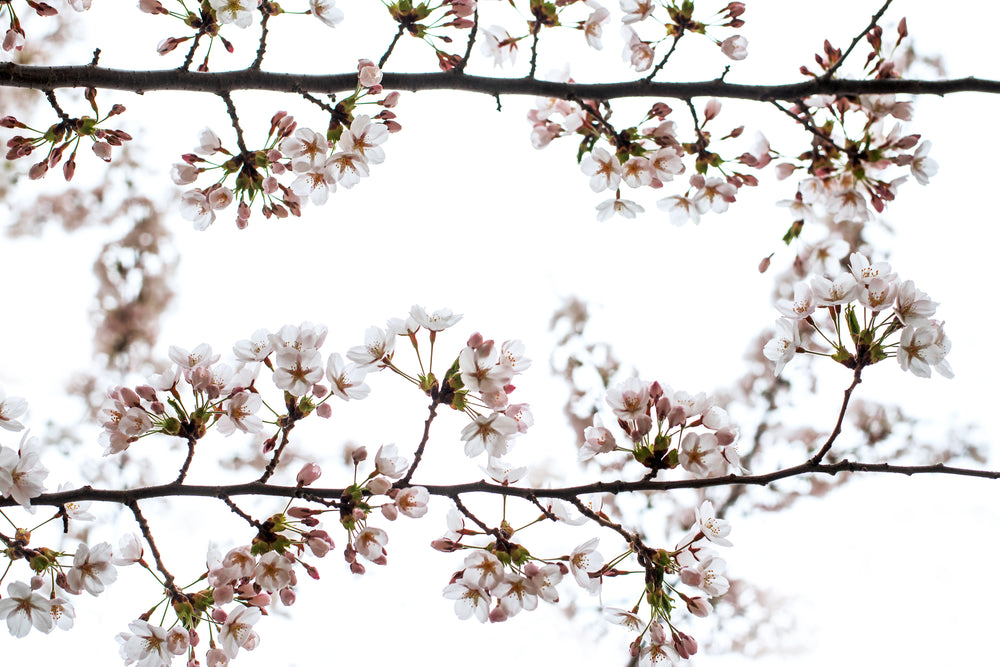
(146, 0, 344, 63)
(583, 378, 744, 478)
(96, 315, 388, 455)
(455, 333, 533, 462)
(530, 86, 761, 222)
(605, 500, 733, 665)
(764, 252, 952, 378)
(173, 61, 397, 229)
(1, 0, 91, 53)
(0, 390, 47, 510)
(3, 103, 132, 182)
(437, 494, 733, 666)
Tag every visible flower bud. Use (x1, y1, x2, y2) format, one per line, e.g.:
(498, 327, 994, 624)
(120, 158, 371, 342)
(366, 476, 391, 495)
(279, 587, 296, 606)
(351, 446, 368, 464)
(381, 504, 398, 521)
(296, 462, 322, 486)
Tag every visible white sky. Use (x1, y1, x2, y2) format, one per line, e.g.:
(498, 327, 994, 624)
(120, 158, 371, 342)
(2, 1, 999, 665)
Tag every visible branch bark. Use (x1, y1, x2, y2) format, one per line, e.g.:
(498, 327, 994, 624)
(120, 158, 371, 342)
(8, 459, 998, 510)
(2, 64, 999, 100)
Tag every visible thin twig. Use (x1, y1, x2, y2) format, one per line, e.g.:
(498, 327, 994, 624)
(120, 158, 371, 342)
(219, 90, 249, 155)
(809, 365, 864, 465)
(44, 90, 71, 123)
(455, 9, 479, 74)
(398, 397, 441, 487)
(250, 11, 271, 71)
(379, 24, 405, 69)
(126, 499, 179, 594)
(645, 35, 680, 83)
(527, 18, 542, 79)
(822, 0, 895, 80)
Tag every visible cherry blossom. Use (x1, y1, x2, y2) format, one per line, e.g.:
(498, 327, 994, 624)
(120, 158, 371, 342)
(581, 148, 622, 192)
(462, 551, 504, 590)
(909, 141, 938, 185)
(568, 537, 603, 595)
(0, 581, 53, 637)
(442, 581, 490, 622)
(763, 319, 800, 375)
(0, 387, 27, 431)
(410, 305, 462, 331)
(309, 0, 344, 28)
(480, 25, 518, 67)
(116, 619, 172, 666)
(210, 0, 259, 29)
(461, 412, 519, 458)
(493, 573, 538, 617)
(255, 552, 293, 592)
(694, 500, 732, 547)
(67, 542, 118, 596)
(347, 326, 395, 366)
(217, 391, 264, 435)
(596, 197, 645, 221)
(272, 347, 324, 396)
(375, 444, 408, 479)
(0, 434, 49, 510)
(606, 377, 650, 421)
(219, 605, 261, 658)
(894, 280, 938, 326)
(395, 486, 429, 518)
(339, 115, 388, 165)
(325, 353, 371, 401)
(775, 281, 816, 320)
(720, 34, 748, 60)
(354, 527, 389, 562)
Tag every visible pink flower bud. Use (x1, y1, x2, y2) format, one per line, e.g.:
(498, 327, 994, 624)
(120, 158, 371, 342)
(211, 607, 228, 623)
(430, 538, 460, 552)
(30, 575, 44, 590)
(296, 462, 322, 486)
(380, 91, 400, 108)
(92, 141, 113, 162)
(350, 561, 366, 575)
(352, 446, 368, 464)
(316, 403, 332, 418)
(381, 504, 398, 521)
(489, 607, 508, 623)
(685, 595, 712, 617)
(247, 593, 271, 608)
(28, 161, 48, 180)
(366, 476, 391, 495)
(312, 383, 328, 398)
(279, 587, 296, 606)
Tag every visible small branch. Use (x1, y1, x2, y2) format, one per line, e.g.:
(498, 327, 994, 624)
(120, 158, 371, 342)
(220, 495, 262, 528)
(44, 90, 71, 123)
(379, 24, 406, 69)
(398, 397, 441, 487)
(567, 496, 638, 547)
(823, 0, 895, 80)
(173, 434, 198, 485)
(527, 19, 543, 80)
(219, 90, 249, 155)
(300, 90, 337, 114)
(770, 100, 842, 151)
(126, 499, 179, 595)
(180, 32, 203, 73)
(808, 365, 863, 465)
(455, 9, 479, 74)
(645, 35, 680, 83)
(250, 11, 271, 71)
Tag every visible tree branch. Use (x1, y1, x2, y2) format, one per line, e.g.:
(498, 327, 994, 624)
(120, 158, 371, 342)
(3, 64, 998, 100)
(9, 459, 1000, 510)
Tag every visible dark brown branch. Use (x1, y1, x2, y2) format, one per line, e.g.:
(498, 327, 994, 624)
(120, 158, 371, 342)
(219, 90, 249, 155)
(398, 397, 442, 487)
(9, 459, 1000, 510)
(250, 11, 271, 72)
(3, 65, 999, 100)
(455, 8, 479, 74)
(126, 499, 179, 595)
(379, 24, 406, 69)
(809, 365, 864, 465)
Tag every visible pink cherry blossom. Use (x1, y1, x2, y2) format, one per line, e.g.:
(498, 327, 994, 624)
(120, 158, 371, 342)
(219, 605, 261, 658)
(0, 581, 52, 637)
